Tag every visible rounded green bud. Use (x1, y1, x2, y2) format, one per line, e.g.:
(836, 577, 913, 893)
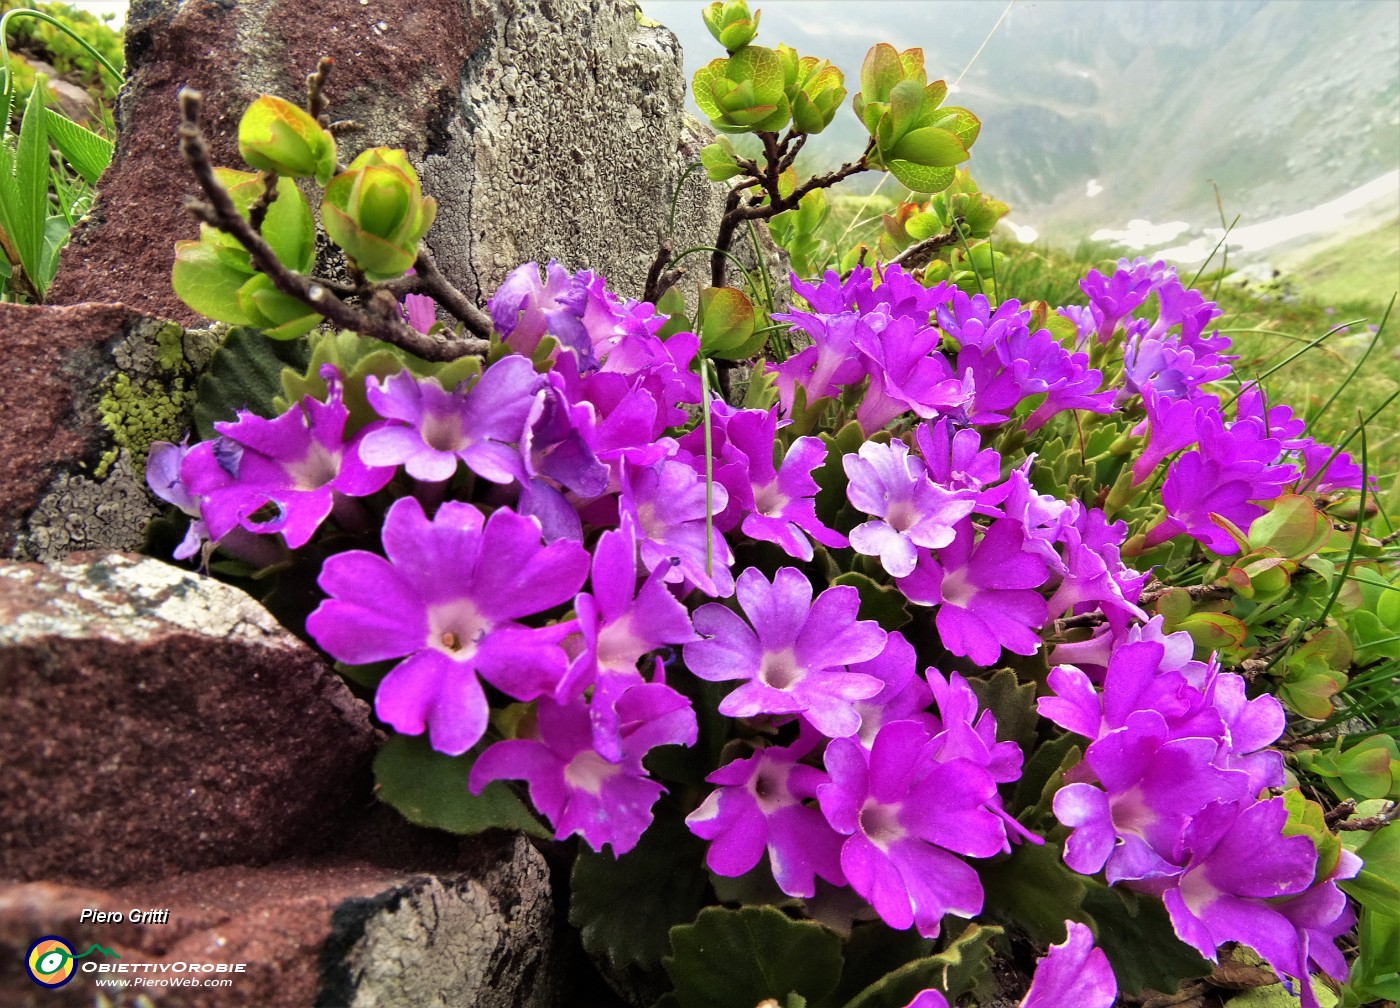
(790, 59, 845, 135)
(702, 0, 760, 51)
(691, 46, 791, 134)
(237, 95, 337, 185)
(321, 148, 438, 281)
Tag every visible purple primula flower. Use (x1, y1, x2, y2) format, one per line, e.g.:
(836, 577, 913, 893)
(849, 632, 935, 747)
(180, 366, 393, 549)
(1131, 387, 1214, 485)
(727, 408, 848, 560)
(360, 357, 544, 484)
(470, 687, 695, 854)
(685, 567, 887, 737)
(147, 439, 211, 560)
(400, 293, 436, 335)
(563, 522, 698, 760)
(487, 260, 599, 366)
(901, 993, 949, 1008)
(686, 729, 846, 898)
(619, 458, 735, 597)
(1019, 921, 1117, 1008)
(1053, 712, 1253, 888)
(852, 314, 968, 433)
(914, 417, 1003, 493)
(1162, 797, 1335, 1007)
(844, 440, 977, 578)
(1079, 258, 1161, 343)
(1146, 406, 1299, 554)
(898, 518, 1051, 665)
(817, 720, 1007, 937)
(1045, 501, 1148, 623)
(306, 496, 589, 755)
(766, 308, 868, 416)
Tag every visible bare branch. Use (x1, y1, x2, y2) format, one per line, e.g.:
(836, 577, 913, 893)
(305, 56, 334, 123)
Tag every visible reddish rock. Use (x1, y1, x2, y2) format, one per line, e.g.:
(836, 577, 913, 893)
(0, 833, 557, 1008)
(0, 551, 380, 886)
(0, 303, 217, 562)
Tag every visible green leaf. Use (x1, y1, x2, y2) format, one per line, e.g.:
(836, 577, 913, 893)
(1080, 882, 1212, 996)
(1011, 734, 1081, 821)
(172, 239, 258, 326)
(373, 733, 548, 837)
(980, 842, 1090, 946)
(43, 106, 112, 185)
(1249, 494, 1332, 559)
(885, 159, 956, 195)
(664, 906, 842, 1008)
(259, 176, 318, 273)
(572, 806, 711, 970)
(0, 77, 50, 296)
(858, 43, 905, 106)
(698, 285, 757, 359)
(888, 127, 967, 168)
(965, 668, 1039, 756)
(193, 326, 311, 440)
(831, 572, 911, 632)
(840, 923, 1000, 1008)
(700, 141, 743, 181)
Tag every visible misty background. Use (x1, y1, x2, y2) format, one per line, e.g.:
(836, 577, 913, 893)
(644, 0, 1399, 283)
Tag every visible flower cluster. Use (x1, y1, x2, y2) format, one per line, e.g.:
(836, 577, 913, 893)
(1041, 622, 1358, 1007)
(148, 255, 1371, 1003)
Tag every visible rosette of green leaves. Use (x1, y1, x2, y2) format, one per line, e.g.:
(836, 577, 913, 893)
(777, 44, 845, 135)
(321, 147, 437, 282)
(171, 168, 322, 339)
(853, 44, 979, 193)
(692, 44, 790, 134)
(237, 95, 336, 186)
(702, 0, 760, 51)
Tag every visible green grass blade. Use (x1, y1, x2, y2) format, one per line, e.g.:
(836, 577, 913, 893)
(0, 78, 50, 297)
(1308, 294, 1395, 433)
(43, 108, 113, 185)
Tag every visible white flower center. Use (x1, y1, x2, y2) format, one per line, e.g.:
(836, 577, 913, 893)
(758, 648, 803, 690)
(859, 799, 906, 850)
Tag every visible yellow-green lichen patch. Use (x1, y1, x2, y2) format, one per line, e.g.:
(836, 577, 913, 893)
(94, 372, 194, 479)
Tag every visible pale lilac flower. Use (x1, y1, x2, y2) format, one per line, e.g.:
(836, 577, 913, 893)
(684, 567, 886, 738)
(686, 730, 846, 897)
(844, 440, 976, 578)
(897, 518, 1051, 665)
(180, 367, 393, 549)
(146, 439, 211, 560)
(306, 497, 589, 755)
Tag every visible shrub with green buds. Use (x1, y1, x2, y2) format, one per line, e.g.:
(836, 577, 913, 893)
(172, 169, 323, 339)
(692, 45, 790, 134)
(853, 44, 980, 193)
(702, 0, 760, 51)
(320, 148, 437, 282)
(780, 46, 845, 135)
(237, 95, 337, 185)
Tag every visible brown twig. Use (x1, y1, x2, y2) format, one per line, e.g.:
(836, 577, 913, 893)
(887, 222, 965, 270)
(178, 87, 489, 361)
(1334, 800, 1400, 831)
(305, 56, 334, 123)
(246, 170, 279, 232)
